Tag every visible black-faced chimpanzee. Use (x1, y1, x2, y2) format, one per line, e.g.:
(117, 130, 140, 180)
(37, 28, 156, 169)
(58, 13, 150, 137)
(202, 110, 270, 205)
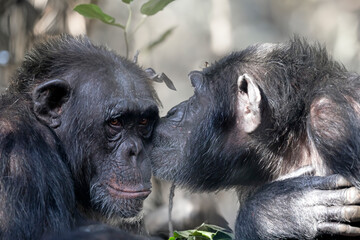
(150, 38, 360, 239)
(0, 34, 160, 239)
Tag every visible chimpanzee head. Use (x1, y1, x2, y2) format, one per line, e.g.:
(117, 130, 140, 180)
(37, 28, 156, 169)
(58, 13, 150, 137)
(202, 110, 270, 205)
(9, 35, 160, 224)
(150, 45, 284, 191)
(151, 39, 348, 192)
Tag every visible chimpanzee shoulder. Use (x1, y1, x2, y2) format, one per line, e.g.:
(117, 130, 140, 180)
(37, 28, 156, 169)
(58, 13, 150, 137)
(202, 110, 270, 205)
(0, 94, 75, 239)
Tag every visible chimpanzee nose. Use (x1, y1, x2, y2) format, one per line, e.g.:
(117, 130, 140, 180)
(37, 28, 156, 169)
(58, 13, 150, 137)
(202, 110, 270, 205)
(166, 101, 186, 122)
(123, 138, 142, 160)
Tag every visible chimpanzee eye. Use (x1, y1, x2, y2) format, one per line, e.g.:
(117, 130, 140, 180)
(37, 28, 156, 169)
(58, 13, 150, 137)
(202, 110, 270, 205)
(139, 118, 148, 126)
(139, 120, 153, 138)
(109, 118, 122, 127)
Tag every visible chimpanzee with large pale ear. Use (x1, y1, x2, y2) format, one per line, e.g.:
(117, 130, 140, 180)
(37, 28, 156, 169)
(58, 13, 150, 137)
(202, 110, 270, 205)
(150, 38, 360, 239)
(0, 34, 160, 239)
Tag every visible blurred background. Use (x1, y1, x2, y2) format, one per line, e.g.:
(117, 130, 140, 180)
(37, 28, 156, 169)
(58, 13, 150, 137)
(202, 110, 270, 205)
(2, 0, 360, 235)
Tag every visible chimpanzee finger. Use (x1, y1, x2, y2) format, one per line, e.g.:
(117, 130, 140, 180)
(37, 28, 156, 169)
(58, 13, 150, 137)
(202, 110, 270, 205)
(312, 174, 352, 190)
(318, 222, 360, 236)
(309, 187, 360, 205)
(318, 205, 360, 222)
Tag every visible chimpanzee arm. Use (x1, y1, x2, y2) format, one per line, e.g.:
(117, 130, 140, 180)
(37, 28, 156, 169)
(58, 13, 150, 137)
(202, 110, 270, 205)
(236, 175, 360, 239)
(309, 93, 360, 188)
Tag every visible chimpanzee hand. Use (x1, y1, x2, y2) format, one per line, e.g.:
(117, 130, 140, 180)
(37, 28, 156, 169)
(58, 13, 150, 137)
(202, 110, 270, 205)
(236, 174, 360, 239)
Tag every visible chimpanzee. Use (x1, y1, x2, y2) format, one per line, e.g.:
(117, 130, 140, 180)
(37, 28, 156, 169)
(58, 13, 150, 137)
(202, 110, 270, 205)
(0, 34, 160, 239)
(2, 34, 358, 240)
(150, 38, 360, 239)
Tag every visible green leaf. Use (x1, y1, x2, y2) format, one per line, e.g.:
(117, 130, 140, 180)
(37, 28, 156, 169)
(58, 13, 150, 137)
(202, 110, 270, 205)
(140, 0, 175, 16)
(194, 230, 216, 238)
(122, 0, 133, 3)
(197, 223, 229, 233)
(146, 26, 176, 51)
(197, 223, 234, 240)
(173, 230, 193, 238)
(169, 223, 234, 240)
(172, 230, 215, 240)
(74, 4, 125, 29)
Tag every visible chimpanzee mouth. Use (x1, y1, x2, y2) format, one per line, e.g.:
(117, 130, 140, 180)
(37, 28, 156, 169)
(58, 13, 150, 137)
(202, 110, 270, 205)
(106, 183, 151, 199)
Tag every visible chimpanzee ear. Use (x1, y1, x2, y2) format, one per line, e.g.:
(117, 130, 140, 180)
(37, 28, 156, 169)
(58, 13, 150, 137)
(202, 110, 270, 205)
(237, 74, 261, 133)
(32, 79, 71, 128)
(189, 71, 204, 90)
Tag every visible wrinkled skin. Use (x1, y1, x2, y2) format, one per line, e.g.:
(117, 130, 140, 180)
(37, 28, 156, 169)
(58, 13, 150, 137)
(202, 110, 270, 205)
(0, 34, 159, 239)
(150, 38, 360, 239)
(238, 174, 360, 239)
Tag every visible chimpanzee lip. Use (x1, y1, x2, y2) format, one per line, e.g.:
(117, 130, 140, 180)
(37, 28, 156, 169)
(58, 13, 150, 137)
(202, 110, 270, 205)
(106, 183, 151, 199)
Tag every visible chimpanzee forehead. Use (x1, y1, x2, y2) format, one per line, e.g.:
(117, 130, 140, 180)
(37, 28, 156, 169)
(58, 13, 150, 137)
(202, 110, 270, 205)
(79, 65, 154, 97)
(103, 69, 158, 113)
(106, 99, 158, 119)
(115, 70, 152, 96)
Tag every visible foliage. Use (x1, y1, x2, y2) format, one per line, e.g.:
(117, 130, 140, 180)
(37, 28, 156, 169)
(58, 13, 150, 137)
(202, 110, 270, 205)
(146, 27, 176, 51)
(169, 223, 234, 240)
(74, 4, 125, 28)
(74, 0, 175, 58)
(141, 0, 175, 16)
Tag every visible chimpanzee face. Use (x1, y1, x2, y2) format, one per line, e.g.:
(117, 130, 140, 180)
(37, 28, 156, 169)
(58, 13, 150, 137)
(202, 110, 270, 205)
(14, 34, 162, 229)
(54, 63, 159, 222)
(151, 68, 266, 190)
(151, 71, 212, 183)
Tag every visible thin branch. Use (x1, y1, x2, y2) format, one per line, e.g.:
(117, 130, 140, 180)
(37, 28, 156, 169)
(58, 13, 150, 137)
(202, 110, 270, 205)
(124, 4, 132, 58)
(133, 15, 148, 34)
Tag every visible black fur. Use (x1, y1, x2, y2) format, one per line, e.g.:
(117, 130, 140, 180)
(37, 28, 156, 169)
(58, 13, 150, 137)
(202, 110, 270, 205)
(151, 37, 360, 239)
(0, 94, 74, 239)
(0, 34, 160, 239)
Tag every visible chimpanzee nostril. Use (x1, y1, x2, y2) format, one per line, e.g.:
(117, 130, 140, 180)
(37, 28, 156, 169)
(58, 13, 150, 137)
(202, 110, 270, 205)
(129, 148, 136, 157)
(123, 138, 142, 160)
